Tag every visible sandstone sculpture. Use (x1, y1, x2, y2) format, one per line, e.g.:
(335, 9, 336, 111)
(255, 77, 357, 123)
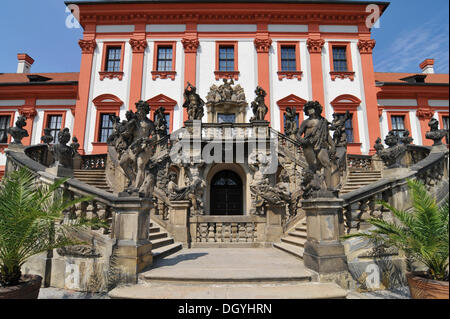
(426, 118, 448, 146)
(183, 82, 205, 121)
(250, 86, 268, 122)
(7, 115, 29, 145)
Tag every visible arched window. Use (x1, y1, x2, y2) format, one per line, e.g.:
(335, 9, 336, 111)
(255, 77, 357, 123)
(92, 94, 123, 154)
(146, 94, 177, 134)
(277, 94, 307, 135)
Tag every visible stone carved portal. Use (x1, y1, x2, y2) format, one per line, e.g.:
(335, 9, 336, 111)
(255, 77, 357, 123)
(206, 79, 248, 123)
(210, 170, 244, 215)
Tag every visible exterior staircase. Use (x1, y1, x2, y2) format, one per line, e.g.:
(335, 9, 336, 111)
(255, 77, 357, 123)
(149, 219, 183, 261)
(340, 169, 382, 195)
(273, 218, 307, 259)
(72, 169, 112, 192)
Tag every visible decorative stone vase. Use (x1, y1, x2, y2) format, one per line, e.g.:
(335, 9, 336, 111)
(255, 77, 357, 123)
(0, 274, 42, 299)
(406, 272, 449, 299)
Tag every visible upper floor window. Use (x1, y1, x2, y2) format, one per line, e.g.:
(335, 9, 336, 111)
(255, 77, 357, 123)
(0, 115, 11, 144)
(391, 115, 406, 138)
(105, 47, 122, 72)
(332, 47, 348, 72)
(219, 46, 235, 71)
(157, 46, 173, 72)
(46, 115, 63, 142)
(98, 113, 115, 143)
(280, 46, 297, 72)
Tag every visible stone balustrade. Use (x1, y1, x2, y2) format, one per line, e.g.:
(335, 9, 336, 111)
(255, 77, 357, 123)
(81, 154, 107, 170)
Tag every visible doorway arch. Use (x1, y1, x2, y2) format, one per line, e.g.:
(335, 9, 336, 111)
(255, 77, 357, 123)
(210, 170, 243, 215)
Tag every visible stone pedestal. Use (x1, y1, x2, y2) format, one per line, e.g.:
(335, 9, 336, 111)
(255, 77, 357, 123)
(111, 197, 153, 284)
(169, 200, 191, 246)
(5, 143, 25, 153)
(45, 164, 73, 177)
(265, 203, 284, 243)
(302, 198, 348, 274)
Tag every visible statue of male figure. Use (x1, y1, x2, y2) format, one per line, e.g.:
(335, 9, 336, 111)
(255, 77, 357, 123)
(297, 101, 336, 192)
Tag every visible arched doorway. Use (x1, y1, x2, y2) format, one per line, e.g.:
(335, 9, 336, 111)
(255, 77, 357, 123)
(210, 170, 243, 215)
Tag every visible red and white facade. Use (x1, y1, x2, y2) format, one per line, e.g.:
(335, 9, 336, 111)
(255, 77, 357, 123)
(1, 0, 449, 178)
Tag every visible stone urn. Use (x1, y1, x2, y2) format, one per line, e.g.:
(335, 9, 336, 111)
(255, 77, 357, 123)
(406, 272, 449, 299)
(0, 274, 42, 299)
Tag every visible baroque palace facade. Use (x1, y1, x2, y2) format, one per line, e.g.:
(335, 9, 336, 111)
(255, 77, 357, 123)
(0, 0, 449, 293)
(1, 0, 448, 178)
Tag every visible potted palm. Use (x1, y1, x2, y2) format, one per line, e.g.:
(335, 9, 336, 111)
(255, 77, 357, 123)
(344, 179, 449, 299)
(0, 168, 91, 299)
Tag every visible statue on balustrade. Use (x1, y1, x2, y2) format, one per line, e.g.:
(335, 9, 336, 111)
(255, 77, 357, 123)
(426, 118, 448, 146)
(52, 128, 74, 168)
(401, 130, 414, 145)
(167, 172, 191, 201)
(8, 115, 29, 145)
(154, 107, 168, 140)
(377, 130, 407, 168)
(329, 111, 351, 185)
(374, 137, 384, 155)
(183, 82, 205, 121)
(284, 107, 298, 139)
(250, 86, 268, 122)
(296, 101, 337, 198)
(184, 163, 207, 216)
(41, 128, 54, 145)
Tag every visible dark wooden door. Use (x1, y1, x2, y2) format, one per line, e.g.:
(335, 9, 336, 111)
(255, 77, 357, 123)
(210, 170, 243, 215)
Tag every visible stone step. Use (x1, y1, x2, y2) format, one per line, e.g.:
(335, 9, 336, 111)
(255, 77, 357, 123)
(347, 177, 381, 181)
(148, 231, 168, 241)
(273, 242, 304, 260)
(109, 282, 347, 299)
(295, 225, 307, 232)
(288, 230, 307, 239)
(281, 236, 306, 247)
(149, 226, 160, 233)
(152, 243, 183, 261)
(150, 237, 174, 250)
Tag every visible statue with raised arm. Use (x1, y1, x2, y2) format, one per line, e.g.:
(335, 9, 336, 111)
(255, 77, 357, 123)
(183, 82, 205, 121)
(296, 101, 337, 198)
(250, 86, 268, 122)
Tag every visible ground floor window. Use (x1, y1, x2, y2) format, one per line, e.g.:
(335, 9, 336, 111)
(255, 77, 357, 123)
(0, 115, 11, 143)
(391, 115, 406, 139)
(46, 114, 63, 142)
(336, 113, 354, 143)
(98, 113, 115, 143)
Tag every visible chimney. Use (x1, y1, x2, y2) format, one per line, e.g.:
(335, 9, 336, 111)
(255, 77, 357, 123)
(420, 59, 435, 74)
(17, 53, 34, 73)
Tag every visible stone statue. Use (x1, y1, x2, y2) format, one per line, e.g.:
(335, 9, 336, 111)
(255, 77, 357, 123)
(329, 111, 350, 184)
(154, 107, 168, 139)
(401, 130, 414, 145)
(284, 107, 298, 138)
(374, 137, 384, 155)
(183, 82, 205, 121)
(70, 137, 80, 154)
(52, 128, 73, 168)
(231, 84, 246, 103)
(184, 164, 206, 216)
(138, 166, 156, 198)
(248, 151, 272, 215)
(167, 171, 190, 201)
(250, 86, 268, 122)
(425, 118, 448, 146)
(297, 101, 337, 198)
(378, 130, 407, 168)
(41, 128, 54, 145)
(7, 115, 29, 145)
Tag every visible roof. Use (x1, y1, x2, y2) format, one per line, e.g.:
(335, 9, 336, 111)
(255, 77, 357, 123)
(375, 72, 449, 85)
(0, 73, 79, 85)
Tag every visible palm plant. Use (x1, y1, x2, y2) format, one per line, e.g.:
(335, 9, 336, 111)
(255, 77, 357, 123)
(344, 179, 449, 281)
(0, 168, 92, 287)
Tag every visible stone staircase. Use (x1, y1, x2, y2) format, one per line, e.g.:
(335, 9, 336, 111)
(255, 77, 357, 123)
(109, 248, 348, 299)
(340, 170, 382, 195)
(273, 218, 307, 259)
(72, 169, 112, 192)
(149, 219, 183, 261)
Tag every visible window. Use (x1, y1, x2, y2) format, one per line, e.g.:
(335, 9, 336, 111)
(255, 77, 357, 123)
(0, 115, 11, 144)
(332, 47, 348, 72)
(280, 46, 297, 71)
(219, 46, 235, 71)
(218, 113, 236, 123)
(283, 113, 299, 128)
(391, 115, 406, 138)
(46, 115, 63, 142)
(98, 113, 115, 143)
(105, 47, 122, 72)
(157, 46, 173, 72)
(336, 113, 354, 143)
(152, 42, 177, 80)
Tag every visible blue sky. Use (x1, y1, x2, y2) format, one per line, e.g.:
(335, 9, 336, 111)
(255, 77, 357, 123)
(0, 0, 448, 74)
